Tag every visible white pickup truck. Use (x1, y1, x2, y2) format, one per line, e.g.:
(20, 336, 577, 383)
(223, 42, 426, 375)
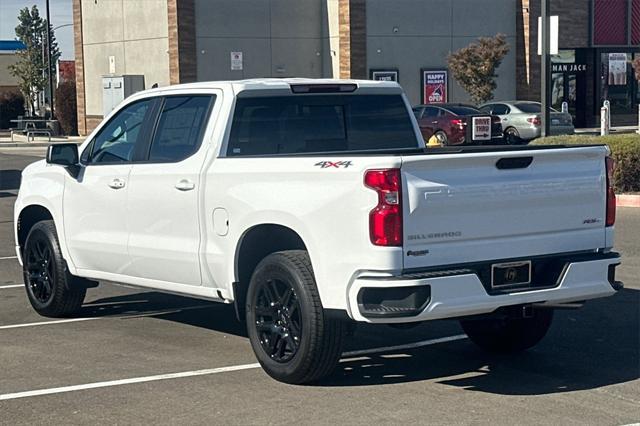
(14, 79, 622, 384)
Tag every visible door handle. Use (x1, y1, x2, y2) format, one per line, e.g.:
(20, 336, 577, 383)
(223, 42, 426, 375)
(175, 179, 195, 191)
(108, 178, 125, 189)
(431, 121, 438, 124)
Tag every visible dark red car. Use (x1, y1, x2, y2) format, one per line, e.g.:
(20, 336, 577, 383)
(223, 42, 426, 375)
(412, 103, 503, 145)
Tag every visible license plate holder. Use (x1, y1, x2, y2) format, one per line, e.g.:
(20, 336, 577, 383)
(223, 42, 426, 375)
(491, 261, 532, 288)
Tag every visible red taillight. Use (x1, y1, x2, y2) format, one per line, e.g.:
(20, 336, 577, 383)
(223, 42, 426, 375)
(527, 116, 541, 126)
(606, 156, 616, 226)
(364, 169, 402, 246)
(450, 118, 466, 130)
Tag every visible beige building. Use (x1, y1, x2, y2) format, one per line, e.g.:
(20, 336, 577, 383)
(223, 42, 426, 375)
(0, 40, 25, 94)
(73, 0, 516, 135)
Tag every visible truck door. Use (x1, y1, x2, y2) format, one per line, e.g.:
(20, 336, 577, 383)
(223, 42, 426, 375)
(64, 98, 155, 273)
(124, 94, 217, 286)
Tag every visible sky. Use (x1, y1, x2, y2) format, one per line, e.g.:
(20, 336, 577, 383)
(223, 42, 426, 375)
(0, 0, 74, 60)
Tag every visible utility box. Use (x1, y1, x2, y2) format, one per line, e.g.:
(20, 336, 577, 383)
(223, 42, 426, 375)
(102, 75, 145, 117)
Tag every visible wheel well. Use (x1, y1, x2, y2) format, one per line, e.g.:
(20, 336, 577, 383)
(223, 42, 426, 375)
(233, 224, 307, 321)
(17, 205, 53, 254)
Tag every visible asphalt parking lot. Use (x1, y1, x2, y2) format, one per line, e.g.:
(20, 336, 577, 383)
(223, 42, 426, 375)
(0, 147, 638, 425)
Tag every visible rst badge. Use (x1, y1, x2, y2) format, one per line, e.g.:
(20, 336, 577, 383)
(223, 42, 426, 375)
(314, 161, 353, 169)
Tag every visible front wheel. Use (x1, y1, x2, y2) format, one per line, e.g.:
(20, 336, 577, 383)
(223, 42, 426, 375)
(246, 250, 345, 384)
(460, 308, 553, 353)
(22, 220, 86, 317)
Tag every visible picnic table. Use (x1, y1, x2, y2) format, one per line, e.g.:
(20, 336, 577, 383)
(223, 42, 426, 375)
(10, 118, 56, 142)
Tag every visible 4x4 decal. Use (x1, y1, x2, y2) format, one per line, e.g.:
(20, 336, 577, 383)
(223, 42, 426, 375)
(314, 161, 353, 169)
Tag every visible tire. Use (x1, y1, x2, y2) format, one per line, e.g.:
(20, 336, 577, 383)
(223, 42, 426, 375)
(460, 309, 553, 354)
(22, 220, 86, 317)
(246, 250, 345, 384)
(504, 127, 522, 145)
(434, 131, 449, 145)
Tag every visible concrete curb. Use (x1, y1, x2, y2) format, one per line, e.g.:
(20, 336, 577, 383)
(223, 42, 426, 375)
(617, 194, 640, 208)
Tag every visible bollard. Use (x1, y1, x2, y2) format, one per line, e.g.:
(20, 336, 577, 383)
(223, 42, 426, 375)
(604, 100, 611, 129)
(561, 101, 568, 114)
(601, 104, 610, 136)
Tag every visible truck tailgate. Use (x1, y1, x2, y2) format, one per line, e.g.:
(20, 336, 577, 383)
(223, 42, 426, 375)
(401, 146, 608, 270)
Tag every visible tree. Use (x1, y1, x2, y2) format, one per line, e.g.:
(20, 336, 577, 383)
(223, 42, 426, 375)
(8, 6, 60, 116)
(55, 80, 77, 135)
(633, 57, 640, 83)
(447, 34, 510, 105)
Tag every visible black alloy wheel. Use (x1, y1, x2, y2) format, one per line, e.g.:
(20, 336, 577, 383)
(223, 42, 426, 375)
(254, 278, 302, 363)
(22, 220, 86, 317)
(245, 250, 345, 384)
(25, 236, 55, 304)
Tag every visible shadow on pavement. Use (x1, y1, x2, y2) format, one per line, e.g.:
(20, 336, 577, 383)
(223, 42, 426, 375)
(319, 288, 639, 395)
(79, 287, 638, 395)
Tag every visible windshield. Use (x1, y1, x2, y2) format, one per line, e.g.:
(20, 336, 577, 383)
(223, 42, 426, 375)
(227, 94, 418, 156)
(445, 105, 481, 115)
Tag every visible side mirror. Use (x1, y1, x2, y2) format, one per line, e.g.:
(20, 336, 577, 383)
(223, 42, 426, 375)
(46, 144, 80, 178)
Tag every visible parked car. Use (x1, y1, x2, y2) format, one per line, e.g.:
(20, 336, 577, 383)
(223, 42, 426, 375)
(15, 79, 621, 384)
(479, 101, 575, 144)
(412, 103, 503, 145)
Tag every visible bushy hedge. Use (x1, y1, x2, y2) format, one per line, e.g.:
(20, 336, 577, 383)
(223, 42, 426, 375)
(55, 80, 77, 136)
(0, 91, 25, 129)
(532, 134, 640, 193)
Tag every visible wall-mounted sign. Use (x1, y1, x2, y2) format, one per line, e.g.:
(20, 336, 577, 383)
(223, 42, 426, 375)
(231, 51, 243, 71)
(370, 69, 399, 82)
(422, 69, 448, 104)
(551, 63, 587, 72)
(608, 53, 627, 86)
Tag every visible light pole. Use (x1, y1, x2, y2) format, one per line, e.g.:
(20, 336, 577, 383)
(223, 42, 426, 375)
(47, 22, 73, 119)
(540, 0, 551, 137)
(45, 0, 54, 119)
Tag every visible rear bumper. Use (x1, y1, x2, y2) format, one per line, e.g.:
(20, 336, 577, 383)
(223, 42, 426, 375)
(346, 253, 621, 323)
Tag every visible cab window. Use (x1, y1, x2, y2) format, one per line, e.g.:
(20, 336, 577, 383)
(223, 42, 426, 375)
(84, 99, 153, 164)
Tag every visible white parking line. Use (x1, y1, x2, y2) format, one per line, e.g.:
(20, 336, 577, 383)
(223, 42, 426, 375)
(0, 256, 18, 260)
(0, 284, 23, 289)
(0, 334, 467, 401)
(0, 363, 262, 401)
(342, 334, 468, 357)
(0, 305, 212, 330)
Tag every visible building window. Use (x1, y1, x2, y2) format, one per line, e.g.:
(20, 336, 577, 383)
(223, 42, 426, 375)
(593, 0, 628, 45)
(600, 52, 633, 114)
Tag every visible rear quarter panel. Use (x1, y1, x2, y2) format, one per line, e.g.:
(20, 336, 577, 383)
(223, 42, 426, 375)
(201, 156, 404, 310)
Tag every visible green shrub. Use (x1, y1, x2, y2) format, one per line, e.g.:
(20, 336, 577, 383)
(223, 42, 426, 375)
(532, 134, 640, 193)
(55, 80, 77, 136)
(0, 91, 25, 129)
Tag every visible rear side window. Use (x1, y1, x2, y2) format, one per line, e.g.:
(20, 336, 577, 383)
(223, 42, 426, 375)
(227, 94, 417, 156)
(148, 95, 213, 162)
(515, 102, 541, 113)
(445, 105, 481, 115)
(490, 104, 511, 115)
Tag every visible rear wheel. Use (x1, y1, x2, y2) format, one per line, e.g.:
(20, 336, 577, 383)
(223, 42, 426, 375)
(246, 250, 345, 384)
(504, 127, 521, 145)
(22, 221, 86, 317)
(460, 308, 553, 353)
(434, 131, 448, 145)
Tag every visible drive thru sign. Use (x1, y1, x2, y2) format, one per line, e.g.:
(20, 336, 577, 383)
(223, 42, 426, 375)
(472, 117, 491, 141)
